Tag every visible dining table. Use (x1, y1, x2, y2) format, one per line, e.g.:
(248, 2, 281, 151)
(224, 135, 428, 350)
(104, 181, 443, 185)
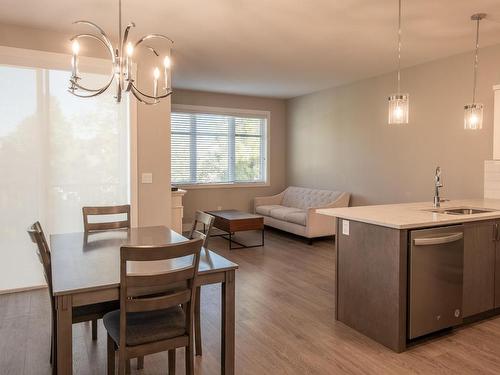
(50, 225, 238, 375)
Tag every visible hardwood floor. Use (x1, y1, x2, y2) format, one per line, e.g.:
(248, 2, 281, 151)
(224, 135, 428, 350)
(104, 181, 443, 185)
(2, 228, 500, 374)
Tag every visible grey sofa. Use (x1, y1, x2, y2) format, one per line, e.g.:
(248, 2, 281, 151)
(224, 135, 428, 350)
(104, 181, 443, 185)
(254, 186, 350, 241)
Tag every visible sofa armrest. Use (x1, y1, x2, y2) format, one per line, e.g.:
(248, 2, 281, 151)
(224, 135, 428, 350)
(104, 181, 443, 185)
(254, 190, 286, 213)
(306, 192, 350, 237)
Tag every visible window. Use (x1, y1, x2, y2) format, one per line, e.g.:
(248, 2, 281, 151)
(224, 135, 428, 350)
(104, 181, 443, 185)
(0, 47, 135, 292)
(171, 106, 269, 186)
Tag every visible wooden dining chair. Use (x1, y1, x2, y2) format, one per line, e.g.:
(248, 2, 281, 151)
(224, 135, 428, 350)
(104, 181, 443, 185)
(82, 204, 131, 232)
(27, 222, 118, 372)
(103, 238, 203, 375)
(82, 204, 131, 339)
(188, 210, 215, 357)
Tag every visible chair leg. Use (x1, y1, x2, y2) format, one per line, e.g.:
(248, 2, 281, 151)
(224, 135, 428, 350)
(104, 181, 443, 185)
(126, 359, 131, 374)
(51, 317, 57, 375)
(168, 349, 176, 375)
(50, 330, 53, 364)
(107, 334, 115, 375)
(118, 356, 127, 375)
(137, 356, 144, 369)
(185, 341, 194, 375)
(195, 286, 202, 356)
(92, 319, 98, 340)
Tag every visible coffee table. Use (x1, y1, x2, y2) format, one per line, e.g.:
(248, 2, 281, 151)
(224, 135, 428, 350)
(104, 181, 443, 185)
(205, 209, 265, 249)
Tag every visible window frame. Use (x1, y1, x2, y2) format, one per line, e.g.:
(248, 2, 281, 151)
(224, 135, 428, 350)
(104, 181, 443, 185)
(171, 104, 271, 189)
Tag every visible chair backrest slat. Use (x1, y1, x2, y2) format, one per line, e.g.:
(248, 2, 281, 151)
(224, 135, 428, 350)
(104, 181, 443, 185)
(119, 238, 203, 348)
(122, 241, 199, 261)
(126, 268, 195, 289)
(82, 204, 130, 232)
(126, 289, 192, 313)
(189, 211, 215, 248)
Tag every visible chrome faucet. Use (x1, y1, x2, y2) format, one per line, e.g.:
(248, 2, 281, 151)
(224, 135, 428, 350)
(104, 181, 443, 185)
(434, 166, 443, 208)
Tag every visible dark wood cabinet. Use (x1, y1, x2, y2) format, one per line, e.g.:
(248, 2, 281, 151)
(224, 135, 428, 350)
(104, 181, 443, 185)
(463, 221, 496, 317)
(495, 222, 500, 308)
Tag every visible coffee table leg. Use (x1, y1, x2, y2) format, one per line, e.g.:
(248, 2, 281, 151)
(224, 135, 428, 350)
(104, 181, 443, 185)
(262, 227, 265, 246)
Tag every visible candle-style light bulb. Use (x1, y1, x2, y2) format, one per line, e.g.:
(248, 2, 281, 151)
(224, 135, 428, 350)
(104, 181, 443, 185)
(153, 67, 160, 98)
(153, 67, 160, 79)
(163, 56, 171, 90)
(163, 56, 171, 69)
(125, 42, 134, 81)
(71, 40, 80, 79)
(72, 40, 80, 55)
(126, 42, 134, 57)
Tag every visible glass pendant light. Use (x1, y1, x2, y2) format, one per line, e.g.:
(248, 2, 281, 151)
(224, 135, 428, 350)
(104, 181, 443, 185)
(388, 0, 409, 125)
(464, 13, 486, 130)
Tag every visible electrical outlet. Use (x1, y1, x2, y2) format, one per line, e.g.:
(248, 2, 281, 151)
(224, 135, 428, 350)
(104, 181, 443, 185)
(217, 206, 222, 211)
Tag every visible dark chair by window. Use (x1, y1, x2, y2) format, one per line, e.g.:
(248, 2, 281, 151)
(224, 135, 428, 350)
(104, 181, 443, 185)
(27, 222, 118, 372)
(81, 204, 131, 340)
(82, 204, 131, 232)
(188, 210, 215, 356)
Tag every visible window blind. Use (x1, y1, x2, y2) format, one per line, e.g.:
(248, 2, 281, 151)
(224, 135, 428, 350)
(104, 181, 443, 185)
(172, 111, 267, 185)
(0, 64, 130, 291)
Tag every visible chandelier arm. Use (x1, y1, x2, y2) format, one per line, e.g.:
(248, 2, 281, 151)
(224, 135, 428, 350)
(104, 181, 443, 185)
(71, 75, 114, 93)
(134, 34, 174, 49)
(70, 33, 115, 63)
(73, 20, 116, 62)
(68, 82, 112, 98)
(130, 85, 161, 105)
(130, 81, 173, 100)
(131, 91, 157, 105)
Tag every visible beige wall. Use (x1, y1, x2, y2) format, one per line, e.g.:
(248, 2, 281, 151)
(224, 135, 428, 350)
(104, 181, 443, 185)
(287, 44, 500, 206)
(0, 22, 172, 227)
(172, 89, 287, 225)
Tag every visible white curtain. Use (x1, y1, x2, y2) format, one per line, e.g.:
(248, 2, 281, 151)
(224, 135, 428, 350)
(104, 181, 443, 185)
(0, 63, 130, 292)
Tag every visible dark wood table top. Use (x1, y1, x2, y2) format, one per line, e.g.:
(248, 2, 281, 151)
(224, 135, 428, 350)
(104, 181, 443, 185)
(50, 226, 238, 296)
(206, 209, 263, 221)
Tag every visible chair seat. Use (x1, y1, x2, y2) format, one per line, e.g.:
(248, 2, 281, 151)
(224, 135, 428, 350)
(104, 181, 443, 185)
(103, 306, 186, 347)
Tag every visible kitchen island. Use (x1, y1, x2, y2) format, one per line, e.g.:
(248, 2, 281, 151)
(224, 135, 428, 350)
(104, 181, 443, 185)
(319, 199, 500, 352)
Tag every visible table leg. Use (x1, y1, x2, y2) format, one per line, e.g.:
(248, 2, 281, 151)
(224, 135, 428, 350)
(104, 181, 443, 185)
(56, 295, 73, 375)
(221, 270, 235, 375)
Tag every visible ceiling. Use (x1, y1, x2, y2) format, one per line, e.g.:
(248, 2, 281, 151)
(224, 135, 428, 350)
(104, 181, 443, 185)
(1, 0, 500, 98)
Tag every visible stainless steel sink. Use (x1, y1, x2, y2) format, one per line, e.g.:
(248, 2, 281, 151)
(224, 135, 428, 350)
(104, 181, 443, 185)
(426, 207, 497, 215)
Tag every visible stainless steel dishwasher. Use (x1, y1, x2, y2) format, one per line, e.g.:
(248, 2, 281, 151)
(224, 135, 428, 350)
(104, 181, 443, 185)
(409, 225, 464, 339)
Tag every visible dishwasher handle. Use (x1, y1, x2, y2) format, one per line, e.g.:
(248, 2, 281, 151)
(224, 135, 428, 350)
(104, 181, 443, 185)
(413, 232, 463, 246)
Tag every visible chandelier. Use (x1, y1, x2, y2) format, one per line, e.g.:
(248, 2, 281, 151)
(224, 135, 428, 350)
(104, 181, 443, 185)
(68, 0, 173, 105)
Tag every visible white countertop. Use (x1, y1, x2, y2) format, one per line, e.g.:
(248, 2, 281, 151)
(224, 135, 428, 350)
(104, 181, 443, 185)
(317, 199, 500, 229)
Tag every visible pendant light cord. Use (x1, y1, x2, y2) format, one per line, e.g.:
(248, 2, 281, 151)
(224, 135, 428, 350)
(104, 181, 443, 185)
(118, 0, 122, 49)
(397, 0, 402, 94)
(472, 17, 480, 104)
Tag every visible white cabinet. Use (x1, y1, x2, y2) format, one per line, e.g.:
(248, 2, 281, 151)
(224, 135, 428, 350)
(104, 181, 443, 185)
(171, 189, 187, 234)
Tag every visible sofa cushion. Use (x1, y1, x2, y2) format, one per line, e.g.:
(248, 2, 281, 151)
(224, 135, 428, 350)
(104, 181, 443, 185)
(283, 210, 307, 226)
(282, 186, 343, 210)
(266, 206, 307, 226)
(256, 205, 283, 216)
